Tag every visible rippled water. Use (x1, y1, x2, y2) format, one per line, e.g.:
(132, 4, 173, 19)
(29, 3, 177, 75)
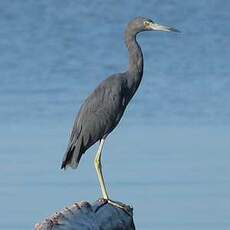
(0, 0, 230, 229)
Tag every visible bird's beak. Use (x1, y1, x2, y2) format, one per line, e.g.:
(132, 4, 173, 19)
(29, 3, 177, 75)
(149, 22, 180, 32)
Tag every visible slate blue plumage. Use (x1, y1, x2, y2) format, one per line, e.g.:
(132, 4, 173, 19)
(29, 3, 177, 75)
(61, 17, 178, 199)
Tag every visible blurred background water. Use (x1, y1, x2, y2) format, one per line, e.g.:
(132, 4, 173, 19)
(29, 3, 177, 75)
(0, 0, 230, 229)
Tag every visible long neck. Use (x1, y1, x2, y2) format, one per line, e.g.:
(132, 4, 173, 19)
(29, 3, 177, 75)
(125, 31, 144, 95)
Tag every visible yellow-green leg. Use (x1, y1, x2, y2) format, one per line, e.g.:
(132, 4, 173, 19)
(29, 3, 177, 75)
(94, 139, 132, 213)
(94, 138, 109, 199)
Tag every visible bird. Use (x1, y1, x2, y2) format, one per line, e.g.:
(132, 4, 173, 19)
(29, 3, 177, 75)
(61, 17, 179, 201)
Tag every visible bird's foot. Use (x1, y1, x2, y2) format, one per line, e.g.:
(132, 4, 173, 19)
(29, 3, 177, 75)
(107, 199, 132, 216)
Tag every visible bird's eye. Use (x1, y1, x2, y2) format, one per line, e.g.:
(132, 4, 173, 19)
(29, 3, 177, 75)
(144, 21, 150, 27)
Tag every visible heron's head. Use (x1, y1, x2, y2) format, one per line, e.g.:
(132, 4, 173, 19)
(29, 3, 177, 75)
(127, 17, 179, 35)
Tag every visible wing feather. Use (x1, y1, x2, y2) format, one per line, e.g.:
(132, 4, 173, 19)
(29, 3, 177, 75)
(61, 75, 128, 169)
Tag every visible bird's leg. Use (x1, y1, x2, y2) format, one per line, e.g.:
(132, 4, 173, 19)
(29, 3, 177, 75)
(94, 138, 109, 200)
(94, 139, 132, 213)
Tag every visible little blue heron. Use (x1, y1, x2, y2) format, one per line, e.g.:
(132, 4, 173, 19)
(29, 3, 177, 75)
(61, 17, 179, 201)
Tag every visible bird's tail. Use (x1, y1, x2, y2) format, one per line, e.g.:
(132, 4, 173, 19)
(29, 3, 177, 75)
(61, 136, 84, 170)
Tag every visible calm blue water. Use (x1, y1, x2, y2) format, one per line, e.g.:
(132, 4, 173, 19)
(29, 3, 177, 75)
(0, 0, 230, 229)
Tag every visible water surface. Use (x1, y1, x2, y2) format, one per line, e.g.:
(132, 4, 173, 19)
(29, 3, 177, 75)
(0, 0, 230, 229)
